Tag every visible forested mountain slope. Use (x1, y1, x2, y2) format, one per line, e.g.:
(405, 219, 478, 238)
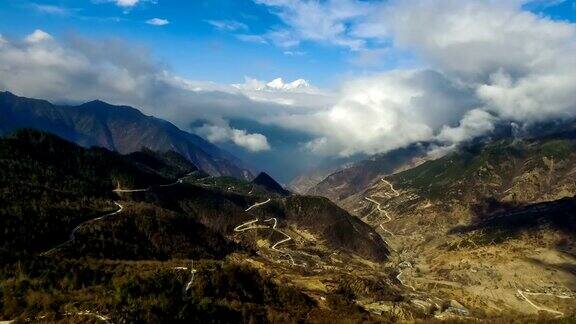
(0, 91, 252, 179)
(0, 129, 404, 323)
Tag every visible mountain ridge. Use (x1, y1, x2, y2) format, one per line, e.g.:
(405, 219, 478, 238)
(0, 91, 253, 179)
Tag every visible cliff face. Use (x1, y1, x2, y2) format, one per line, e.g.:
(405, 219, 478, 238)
(0, 91, 252, 179)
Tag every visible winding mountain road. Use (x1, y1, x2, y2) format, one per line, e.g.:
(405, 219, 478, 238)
(183, 260, 198, 295)
(364, 197, 395, 236)
(517, 289, 565, 317)
(41, 202, 124, 256)
(264, 217, 304, 267)
(364, 179, 400, 237)
(113, 187, 150, 193)
(381, 178, 400, 196)
(396, 270, 417, 292)
(245, 198, 271, 211)
(42, 170, 198, 256)
(234, 218, 266, 232)
(233, 198, 305, 267)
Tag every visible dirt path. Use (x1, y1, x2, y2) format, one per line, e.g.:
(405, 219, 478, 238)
(517, 289, 565, 317)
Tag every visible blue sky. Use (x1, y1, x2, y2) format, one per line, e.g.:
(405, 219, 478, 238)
(1, 0, 573, 87)
(1, 0, 576, 183)
(0, 0, 367, 87)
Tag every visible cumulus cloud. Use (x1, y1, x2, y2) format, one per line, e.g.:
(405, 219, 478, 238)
(436, 109, 498, 144)
(245, 0, 576, 158)
(270, 69, 477, 156)
(383, 0, 576, 124)
(146, 18, 170, 26)
(25, 29, 53, 43)
(114, 0, 139, 7)
(195, 123, 271, 152)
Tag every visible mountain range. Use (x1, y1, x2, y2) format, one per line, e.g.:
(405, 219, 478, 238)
(306, 121, 576, 319)
(0, 91, 252, 180)
(1, 93, 575, 322)
(0, 129, 394, 322)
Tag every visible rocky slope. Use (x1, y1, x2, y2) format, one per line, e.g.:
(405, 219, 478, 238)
(334, 136, 576, 319)
(307, 145, 427, 201)
(0, 91, 252, 179)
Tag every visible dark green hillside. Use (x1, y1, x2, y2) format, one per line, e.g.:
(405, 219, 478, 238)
(125, 184, 389, 262)
(193, 174, 289, 197)
(389, 138, 576, 203)
(0, 257, 318, 323)
(0, 129, 215, 255)
(450, 196, 576, 246)
(0, 129, 391, 323)
(125, 148, 199, 180)
(282, 196, 389, 262)
(58, 202, 241, 261)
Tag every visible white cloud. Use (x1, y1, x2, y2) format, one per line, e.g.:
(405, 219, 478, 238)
(254, 0, 370, 50)
(283, 50, 305, 56)
(93, 0, 142, 8)
(205, 20, 248, 31)
(436, 109, 497, 144)
(253, 0, 576, 157)
(25, 30, 53, 43)
(271, 69, 475, 156)
(0, 32, 320, 153)
(195, 123, 271, 152)
(146, 18, 170, 26)
(31, 4, 75, 15)
(382, 0, 576, 125)
(116, 0, 139, 7)
(6, 0, 576, 163)
(236, 34, 268, 44)
(350, 48, 388, 67)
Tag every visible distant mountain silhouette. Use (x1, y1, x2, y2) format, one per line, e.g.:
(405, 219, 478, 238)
(0, 91, 252, 179)
(251, 172, 290, 196)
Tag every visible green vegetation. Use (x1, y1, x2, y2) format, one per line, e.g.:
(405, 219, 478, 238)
(0, 257, 316, 323)
(126, 148, 198, 180)
(540, 139, 575, 160)
(389, 138, 576, 201)
(0, 129, 389, 322)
